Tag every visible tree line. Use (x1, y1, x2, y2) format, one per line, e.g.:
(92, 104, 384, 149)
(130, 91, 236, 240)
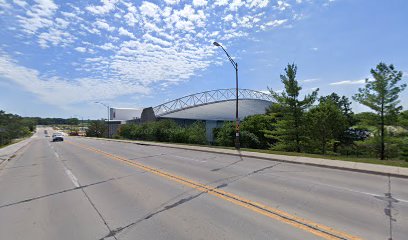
(0, 111, 36, 147)
(216, 62, 407, 160)
(0, 113, 82, 147)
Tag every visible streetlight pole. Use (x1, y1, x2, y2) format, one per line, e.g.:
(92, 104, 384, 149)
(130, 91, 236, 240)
(94, 101, 110, 138)
(213, 41, 240, 149)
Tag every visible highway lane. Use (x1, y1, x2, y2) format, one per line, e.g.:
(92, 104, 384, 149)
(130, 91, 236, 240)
(0, 127, 407, 239)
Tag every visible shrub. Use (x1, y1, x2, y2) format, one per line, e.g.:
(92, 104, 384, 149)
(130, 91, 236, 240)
(118, 120, 207, 145)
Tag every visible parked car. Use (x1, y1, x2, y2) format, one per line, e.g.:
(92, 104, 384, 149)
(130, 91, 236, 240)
(52, 133, 64, 142)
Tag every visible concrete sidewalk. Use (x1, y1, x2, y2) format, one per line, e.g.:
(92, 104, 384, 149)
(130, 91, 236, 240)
(80, 137, 408, 178)
(0, 136, 34, 166)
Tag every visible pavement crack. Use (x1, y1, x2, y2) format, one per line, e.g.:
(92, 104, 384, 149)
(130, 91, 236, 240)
(0, 176, 131, 210)
(215, 163, 282, 189)
(383, 175, 397, 240)
(211, 154, 245, 172)
(100, 181, 231, 240)
(100, 190, 206, 240)
(98, 162, 283, 240)
(81, 187, 118, 240)
(127, 153, 167, 161)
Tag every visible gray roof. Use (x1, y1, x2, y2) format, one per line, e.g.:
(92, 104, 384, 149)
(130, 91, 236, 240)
(159, 99, 272, 121)
(153, 88, 273, 121)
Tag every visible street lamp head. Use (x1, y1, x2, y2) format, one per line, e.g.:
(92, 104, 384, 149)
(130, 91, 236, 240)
(213, 41, 221, 47)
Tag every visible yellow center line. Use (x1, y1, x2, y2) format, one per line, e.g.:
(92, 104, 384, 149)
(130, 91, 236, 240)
(67, 140, 363, 240)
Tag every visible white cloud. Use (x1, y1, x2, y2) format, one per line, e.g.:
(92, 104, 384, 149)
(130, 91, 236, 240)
(223, 14, 233, 21)
(302, 78, 319, 83)
(229, 0, 244, 11)
(118, 27, 135, 38)
(275, 0, 290, 11)
(124, 12, 138, 26)
(38, 28, 75, 48)
(139, 1, 161, 21)
(248, 0, 269, 8)
(17, 0, 58, 34)
(330, 79, 366, 86)
(261, 19, 287, 29)
(12, 0, 27, 8)
(215, 0, 228, 6)
(143, 33, 172, 47)
(164, 0, 180, 4)
(0, 53, 149, 105)
(1, 0, 332, 108)
(86, 0, 118, 15)
(193, 0, 207, 7)
(94, 20, 115, 32)
(74, 47, 87, 52)
(99, 42, 116, 51)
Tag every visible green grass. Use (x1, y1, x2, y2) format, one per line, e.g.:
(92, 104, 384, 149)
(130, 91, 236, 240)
(94, 136, 408, 168)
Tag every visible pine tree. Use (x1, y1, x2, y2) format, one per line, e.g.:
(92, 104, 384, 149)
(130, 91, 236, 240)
(266, 64, 318, 152)
(353, 63, 406, 160)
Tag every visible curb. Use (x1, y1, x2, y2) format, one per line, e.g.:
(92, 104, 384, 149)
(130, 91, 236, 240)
(0, 137, 33, 169)
(77, 137, 408, 179)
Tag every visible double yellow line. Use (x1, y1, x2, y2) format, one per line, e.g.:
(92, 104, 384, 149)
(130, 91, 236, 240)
(67, 140, 362, 240)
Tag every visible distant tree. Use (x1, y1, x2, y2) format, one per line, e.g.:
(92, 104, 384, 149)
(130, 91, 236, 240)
(354, 112, 379, 128)
(67, 118, 79, 125)
(353, 63, 406, 160)
(266, 64, 319, 152)
(86, 120, 107, 138)
(305, 99, 348, 154)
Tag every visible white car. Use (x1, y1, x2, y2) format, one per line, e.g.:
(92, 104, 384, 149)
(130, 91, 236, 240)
(52, 133, 64, 142)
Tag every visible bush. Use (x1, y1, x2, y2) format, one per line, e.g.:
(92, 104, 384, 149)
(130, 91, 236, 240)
(86, 120, 107, 137)
(118, 120, 207, 145)
(241, 114, 276, 149)
(240, 131, 261, 149)
(215, 122, 235, 147)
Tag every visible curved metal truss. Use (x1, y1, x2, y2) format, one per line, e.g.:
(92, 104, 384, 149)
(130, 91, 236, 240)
(153, 88, 273, 117)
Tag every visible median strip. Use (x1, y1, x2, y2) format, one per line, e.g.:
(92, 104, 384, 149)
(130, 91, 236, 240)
(67, 140, 363, 240)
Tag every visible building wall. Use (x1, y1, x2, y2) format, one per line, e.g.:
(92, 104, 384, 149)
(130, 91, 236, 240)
(110, 108, 141, 121)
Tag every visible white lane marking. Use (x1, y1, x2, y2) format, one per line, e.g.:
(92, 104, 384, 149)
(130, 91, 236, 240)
(65, 169, 80, 188)
(50, 145, 80, 188)
(173, 155, 207, 163)
(314, 181, 408, 203)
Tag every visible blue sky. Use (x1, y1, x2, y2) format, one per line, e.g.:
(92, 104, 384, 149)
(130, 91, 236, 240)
(0, 0, 407, 119)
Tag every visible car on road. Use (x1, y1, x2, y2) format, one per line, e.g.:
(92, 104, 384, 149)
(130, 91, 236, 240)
(52, 133, 64, 142)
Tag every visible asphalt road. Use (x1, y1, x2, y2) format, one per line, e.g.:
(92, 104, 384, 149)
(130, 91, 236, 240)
(0, 127, 407, 240)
